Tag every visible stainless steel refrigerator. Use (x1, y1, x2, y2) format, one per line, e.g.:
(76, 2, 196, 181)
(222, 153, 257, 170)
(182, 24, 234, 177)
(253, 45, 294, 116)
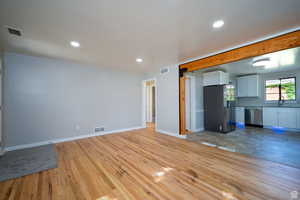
(203, 84, 235, 133)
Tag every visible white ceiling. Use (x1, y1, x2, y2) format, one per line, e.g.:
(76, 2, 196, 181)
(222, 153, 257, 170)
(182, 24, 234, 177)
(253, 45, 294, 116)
(201, 47, 300, 75)
(0, 0, 300, 73)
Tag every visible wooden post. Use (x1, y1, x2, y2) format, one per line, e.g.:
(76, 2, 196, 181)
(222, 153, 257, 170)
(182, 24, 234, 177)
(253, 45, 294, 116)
(179, 76, 186, 134)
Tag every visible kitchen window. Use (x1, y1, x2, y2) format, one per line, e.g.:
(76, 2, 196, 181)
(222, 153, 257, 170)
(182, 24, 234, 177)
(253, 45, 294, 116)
(265, 77, 296, 101)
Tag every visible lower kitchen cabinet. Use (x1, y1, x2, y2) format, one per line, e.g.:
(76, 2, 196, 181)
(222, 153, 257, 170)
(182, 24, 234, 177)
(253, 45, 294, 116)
(278, 108, 298, 129)
(298, 111, 300, 129)
(263, 108, 277, 127)
(263, 107, 299, 129)
(235, 107, 245, 124)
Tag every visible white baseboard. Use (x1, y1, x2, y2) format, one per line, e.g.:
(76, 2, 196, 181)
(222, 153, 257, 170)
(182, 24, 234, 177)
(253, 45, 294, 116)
(5, 126, 145, 152)
(191, 128, 204, 133)
(263, 126, 300, 133)
(156, 129, 187, 139)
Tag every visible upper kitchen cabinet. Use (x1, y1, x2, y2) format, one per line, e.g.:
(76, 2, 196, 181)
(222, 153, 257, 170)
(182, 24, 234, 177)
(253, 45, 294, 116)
(237, 75, 259, 97)
(237, 76, 248, 97)
(203, 71, 229, 86)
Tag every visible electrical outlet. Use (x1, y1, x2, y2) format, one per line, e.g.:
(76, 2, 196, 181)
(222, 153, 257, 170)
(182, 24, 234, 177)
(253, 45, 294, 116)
(95, 127, 104, 132)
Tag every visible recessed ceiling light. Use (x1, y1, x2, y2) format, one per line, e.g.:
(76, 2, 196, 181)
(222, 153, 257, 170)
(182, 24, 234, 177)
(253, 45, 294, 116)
(70, 41, 80, 48)
(136, 58, 143, 63)
(212, 20, 224, 29)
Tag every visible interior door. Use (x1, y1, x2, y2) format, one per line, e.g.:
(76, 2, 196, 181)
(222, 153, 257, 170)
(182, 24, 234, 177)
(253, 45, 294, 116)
(146, 82, 153, 123)
(152, 86, 155, 122)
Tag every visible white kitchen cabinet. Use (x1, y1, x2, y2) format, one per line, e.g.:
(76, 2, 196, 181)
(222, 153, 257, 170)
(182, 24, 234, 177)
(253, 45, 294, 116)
(247, 75, 259, 97)
(237, 77, 248, 97)
(237, 75, 259, 97)
(203, 71, 229, 86)
(235, 107, 245, 124)
(278, 108, 298, 129)
(297, 110, 300, 129)
(263, 108, 277, 127)
(263, 107, 299, 129)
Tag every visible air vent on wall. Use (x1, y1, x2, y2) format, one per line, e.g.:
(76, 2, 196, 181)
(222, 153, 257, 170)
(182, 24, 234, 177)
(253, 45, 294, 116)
(95, 127, 104, 132)
(160, 67, 169, 75)
(6, 26, 22, 36)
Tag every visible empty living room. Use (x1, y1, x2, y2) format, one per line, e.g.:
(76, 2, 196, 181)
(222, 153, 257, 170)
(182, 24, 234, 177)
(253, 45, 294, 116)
(1, 0, 300, 199)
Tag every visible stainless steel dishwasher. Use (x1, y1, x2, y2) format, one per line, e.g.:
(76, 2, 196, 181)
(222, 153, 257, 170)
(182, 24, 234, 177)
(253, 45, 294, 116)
(245, 107, 263, 126)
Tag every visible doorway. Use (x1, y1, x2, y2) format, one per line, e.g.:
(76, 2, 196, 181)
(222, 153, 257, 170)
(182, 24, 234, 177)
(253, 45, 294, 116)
(142, 79, 156, 130)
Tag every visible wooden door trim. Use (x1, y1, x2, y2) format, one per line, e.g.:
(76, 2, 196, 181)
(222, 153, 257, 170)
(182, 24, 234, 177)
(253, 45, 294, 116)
(179, 30, 300, 135)
(179, 76, 187, 135)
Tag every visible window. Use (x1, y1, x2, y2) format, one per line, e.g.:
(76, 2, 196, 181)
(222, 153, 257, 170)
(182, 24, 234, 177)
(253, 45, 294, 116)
(225, 85, 235, 101)
(265, 77, 296, 101)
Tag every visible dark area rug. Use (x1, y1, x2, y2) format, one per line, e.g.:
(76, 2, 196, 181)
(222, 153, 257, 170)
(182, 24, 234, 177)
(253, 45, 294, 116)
(0, 144, 57, 182)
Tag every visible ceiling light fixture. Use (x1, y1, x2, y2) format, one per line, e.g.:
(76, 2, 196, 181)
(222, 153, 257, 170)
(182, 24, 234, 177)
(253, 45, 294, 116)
(252, 57, 271, 67)
(212, 20, 224, 29)
(136, 58, 143, 63)
(70, 41, 80, 48)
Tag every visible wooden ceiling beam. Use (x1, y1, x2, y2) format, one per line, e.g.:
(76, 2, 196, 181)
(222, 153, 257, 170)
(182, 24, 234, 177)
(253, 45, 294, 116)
(179, 30, 300, 72)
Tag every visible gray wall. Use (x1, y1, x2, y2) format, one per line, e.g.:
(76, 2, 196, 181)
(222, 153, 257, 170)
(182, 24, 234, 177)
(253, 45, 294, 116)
(145, 65, 180, 136)
(0, 53, 3, 151)
(237, 69, 300, 107)
(156, 66, 179, 134)
(3, 53, 143, 148)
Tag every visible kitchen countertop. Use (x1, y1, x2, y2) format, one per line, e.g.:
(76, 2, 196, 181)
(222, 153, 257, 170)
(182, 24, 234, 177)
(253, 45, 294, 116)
(238, 106, 300, 108)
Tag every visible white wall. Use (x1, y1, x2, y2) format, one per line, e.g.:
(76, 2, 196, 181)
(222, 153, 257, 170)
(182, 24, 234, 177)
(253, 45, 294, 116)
(145, 65, 181, 137)
(193, 73, 204, 131)
(0, 53, 3, 152)
(3, 52, 143, 148)
(186, 71, 204, 132)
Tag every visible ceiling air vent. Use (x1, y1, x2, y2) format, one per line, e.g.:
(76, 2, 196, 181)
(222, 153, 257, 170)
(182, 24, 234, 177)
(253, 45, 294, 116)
(7, 26, 22, 36)
(160, 67, 169, 75)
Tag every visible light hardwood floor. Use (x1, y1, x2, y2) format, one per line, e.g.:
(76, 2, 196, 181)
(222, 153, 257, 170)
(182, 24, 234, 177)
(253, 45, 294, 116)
(0, 128, 300, 200)
(146, 122, 156, 131)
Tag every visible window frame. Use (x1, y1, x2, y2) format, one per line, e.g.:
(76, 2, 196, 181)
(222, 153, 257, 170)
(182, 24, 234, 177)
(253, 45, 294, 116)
(265, 76, 296, 103)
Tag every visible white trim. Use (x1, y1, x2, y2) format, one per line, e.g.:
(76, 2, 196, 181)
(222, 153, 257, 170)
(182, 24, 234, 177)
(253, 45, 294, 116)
(179, 27, 300, 65)
(142, 81, 147, 127)
(217, 146, 236, 152)
(156, 129, 187, 139)
(142, 78, 157, 129)
(5, 126, 145, 152)
(185, 75, 193, 131)
(201, 142, 216, 147)
(192, 128, 204, 132)
(263, 126, 300, 133)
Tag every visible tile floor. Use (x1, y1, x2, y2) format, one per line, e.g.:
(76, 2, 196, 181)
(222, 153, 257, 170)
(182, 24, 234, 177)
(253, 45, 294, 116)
(187, 126, 300, 168)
